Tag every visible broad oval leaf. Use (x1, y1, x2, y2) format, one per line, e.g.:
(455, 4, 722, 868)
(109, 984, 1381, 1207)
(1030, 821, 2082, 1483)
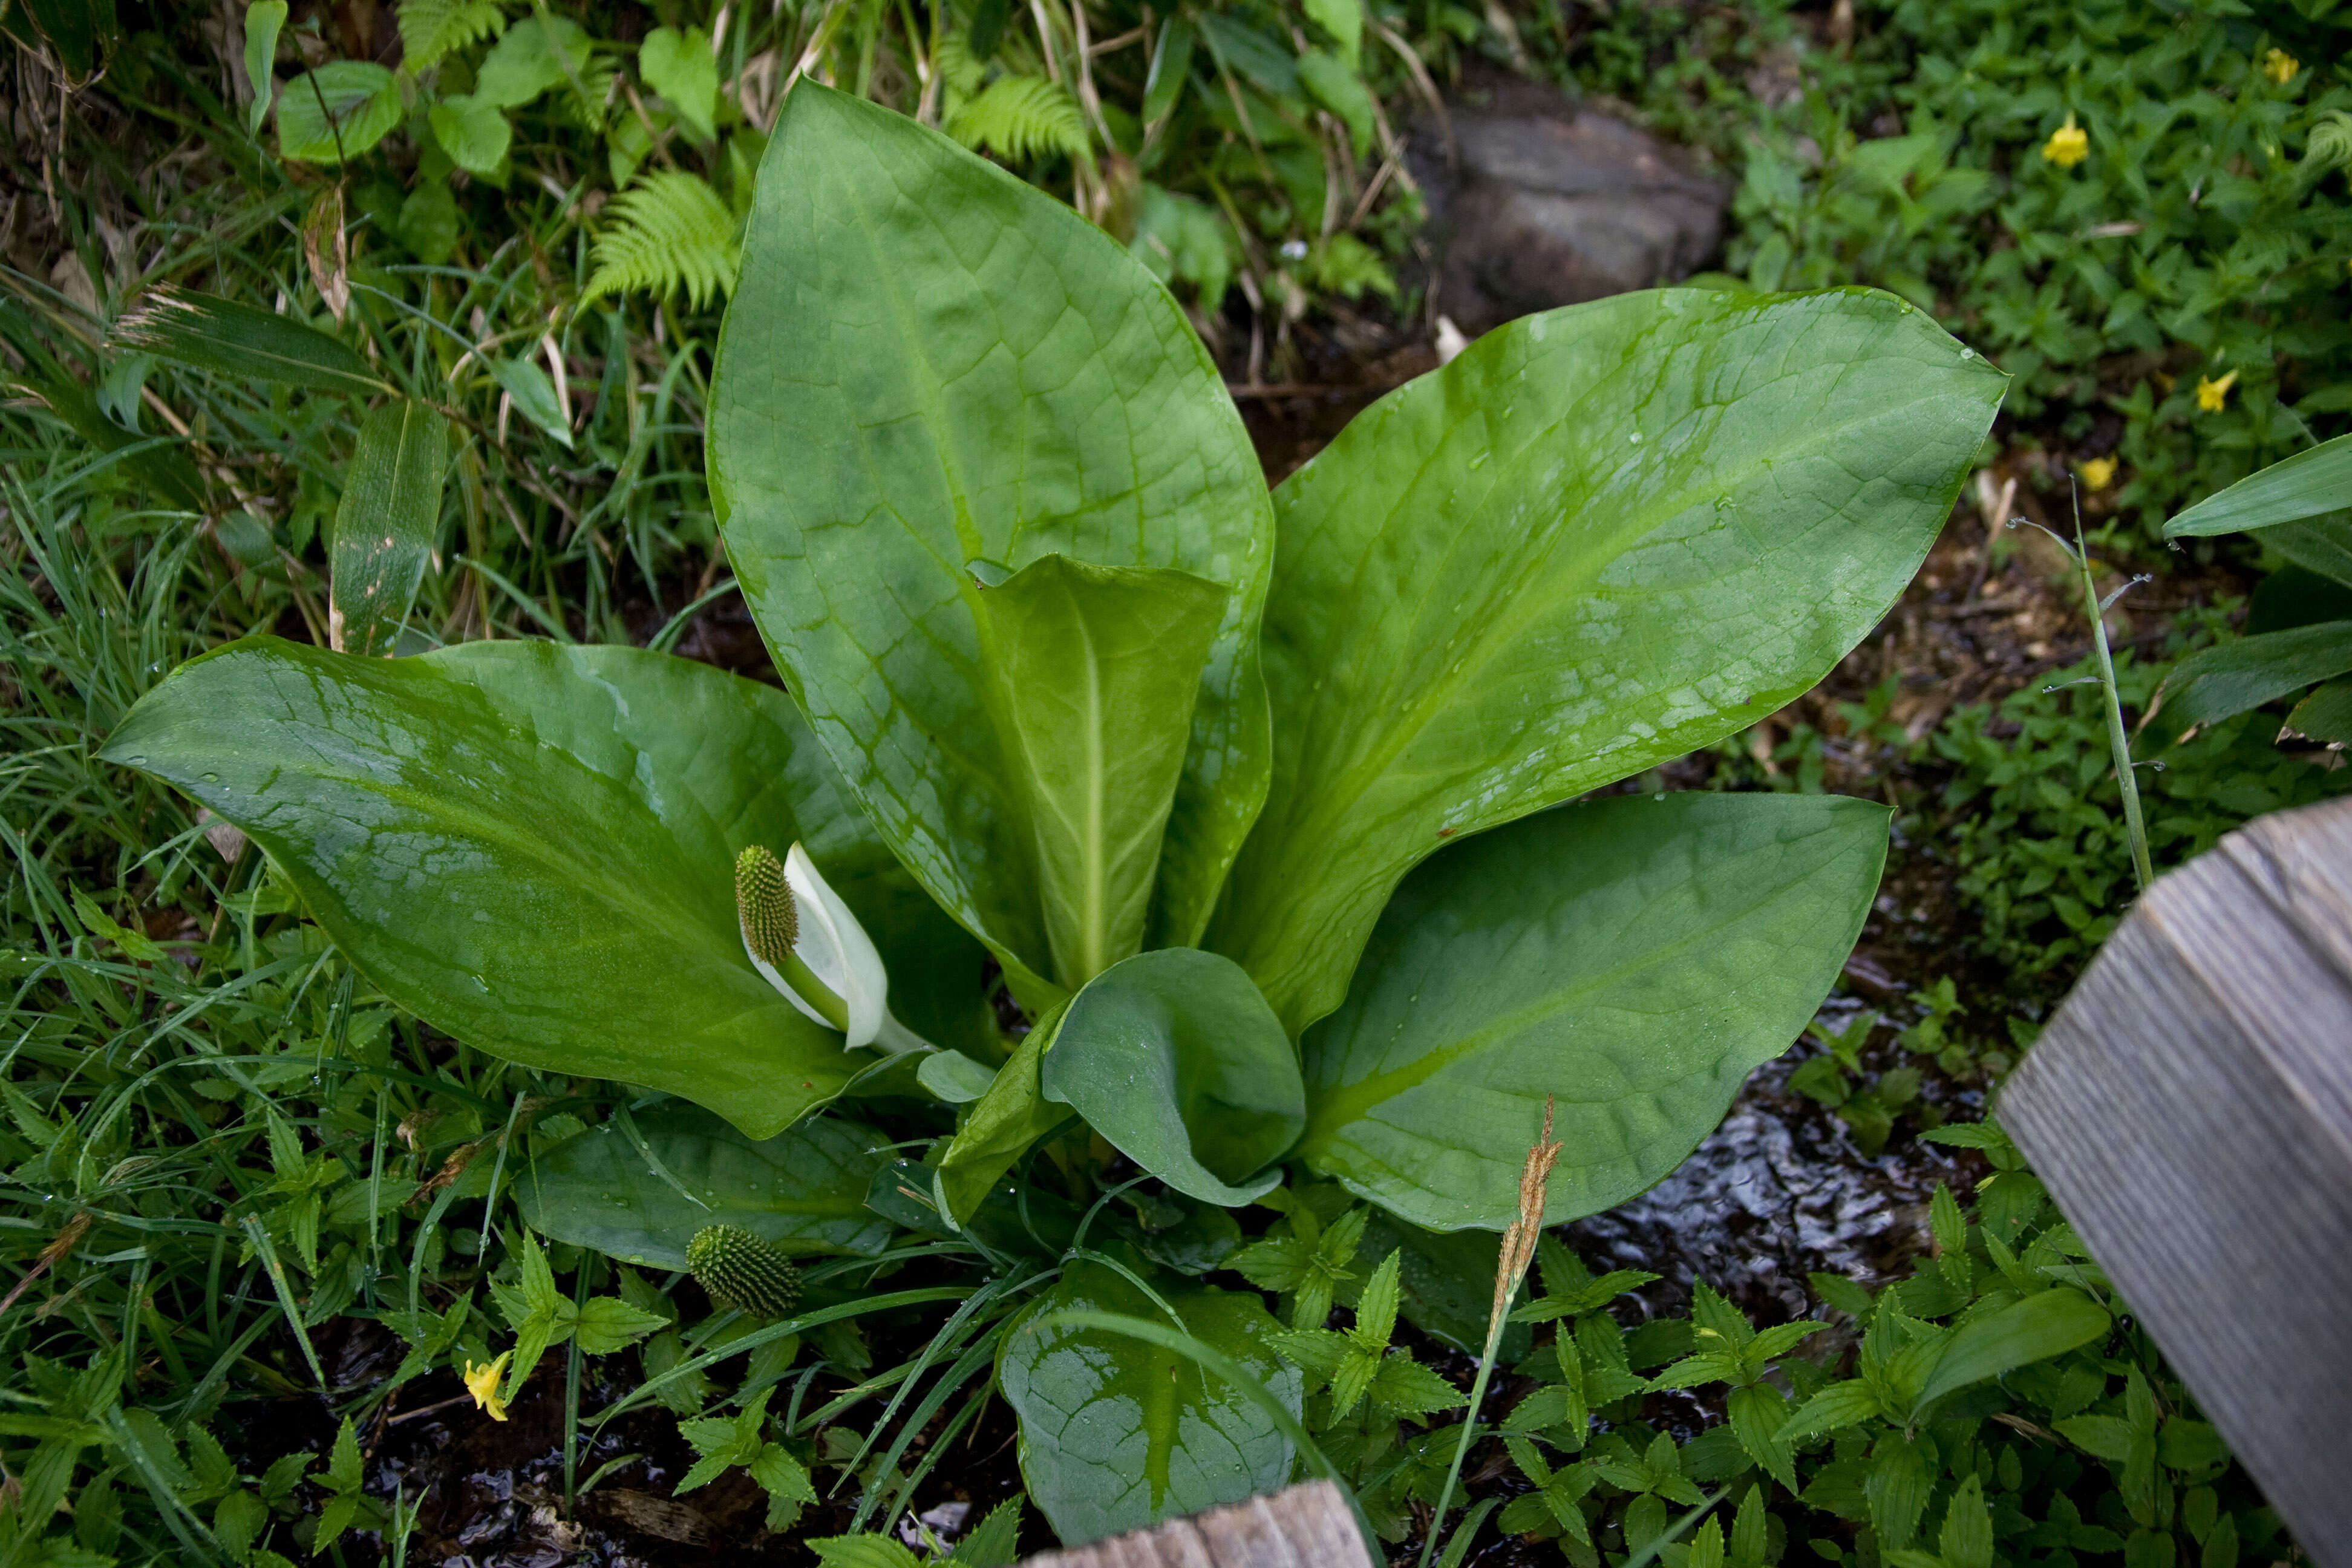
(2165, 430, 2352, 538)
(519, 1105, 893, 1269)
(428, 94, 515, 178)
(100, 638, 985, 1138)
(710, 83, 1275, 999)
(973, 555, 1230, 988)
(474, 15, 593, 109)
(276, 61, 402, 163)
(1040, 948, 1304, 1206)
(998, 1261, 1298, 1544)
(1210, 287, 2003, 1034)
(639, 25, 720, 143)
(1299, 791, 1890, 1230)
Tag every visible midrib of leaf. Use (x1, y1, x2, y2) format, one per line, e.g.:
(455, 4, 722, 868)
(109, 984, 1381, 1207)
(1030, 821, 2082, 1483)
(1073, 596, 1109, 984)
(278, 767, 725, 972)
(824, 154, 1060, 961)
(1264, 371, 1913, 871)
(1143, 1338, 1178, 1514)
(1295, 818, 1862, 1145)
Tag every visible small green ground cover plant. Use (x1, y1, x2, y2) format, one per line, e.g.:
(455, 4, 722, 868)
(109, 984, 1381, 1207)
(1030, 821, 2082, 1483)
(222, 0, 1417, 336)
(1552, 0, 2352, 538)
(1930, 638, 2352, 989)
(1474, 1124, 2287, 1568)
(89, 71, 2012, 1550)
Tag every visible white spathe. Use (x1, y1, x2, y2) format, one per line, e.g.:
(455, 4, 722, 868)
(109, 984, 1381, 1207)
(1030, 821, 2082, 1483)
(740, 842, 928, 1054)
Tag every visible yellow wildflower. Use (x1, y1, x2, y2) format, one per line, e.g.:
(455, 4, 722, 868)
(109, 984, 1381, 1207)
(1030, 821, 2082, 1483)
(2042, 113, 2089, 169)
(2196, 369, 2239, 412)
(2080, 457, 2117, 491)
(463, 1352, 513, 1421)
(2264, 48, 2299, 85)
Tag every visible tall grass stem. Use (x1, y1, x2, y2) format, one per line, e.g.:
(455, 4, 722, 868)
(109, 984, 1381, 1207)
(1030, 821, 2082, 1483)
(1417, 1098, 1562, 1568)
(2073, 516, 2155, 891)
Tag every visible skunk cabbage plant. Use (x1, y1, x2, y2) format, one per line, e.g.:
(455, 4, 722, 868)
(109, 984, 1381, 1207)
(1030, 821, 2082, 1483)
(105, 83, 2002, 1543)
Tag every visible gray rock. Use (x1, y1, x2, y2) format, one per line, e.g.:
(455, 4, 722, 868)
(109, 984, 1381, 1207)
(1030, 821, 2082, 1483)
(1413, 67, 1731, 331)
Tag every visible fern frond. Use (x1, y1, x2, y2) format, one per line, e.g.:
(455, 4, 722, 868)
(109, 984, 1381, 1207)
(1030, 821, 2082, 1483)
(1308, 234, 1397, 301)
(397, 0, 507, 72)
(2305, 109, 2352, 171)
(949, 75, 1093, 165)
(933, 32, 988, 105)
(581, 172, 740, 311)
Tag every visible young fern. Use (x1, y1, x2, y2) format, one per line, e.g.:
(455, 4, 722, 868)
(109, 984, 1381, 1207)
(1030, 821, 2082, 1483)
(395, 0, 508, 71)
(581, 171, 741, 310)
(948, 76, 1092, 165)
(932, 31, 988, 110)
(2306, 109, 2352, 171)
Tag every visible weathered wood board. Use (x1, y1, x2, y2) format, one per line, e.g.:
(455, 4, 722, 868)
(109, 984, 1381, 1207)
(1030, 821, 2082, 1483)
(1018, 1482, 1371, 1568)
(2002, 792, 2352, 1561)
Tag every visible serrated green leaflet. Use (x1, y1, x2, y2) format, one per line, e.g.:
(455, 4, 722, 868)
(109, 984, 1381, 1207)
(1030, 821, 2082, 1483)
(520, 1106, 891, 1270)
(710, 84, 1274, 1003)
(100, 638, 979, 1137)
(1041, 948, 1302, 1206)
(972, 555, 1230, 987)
(1300, 792, 1890, 1230)
(998, 1261, 1298, 1544)
(1210, 287, 2002, 1035)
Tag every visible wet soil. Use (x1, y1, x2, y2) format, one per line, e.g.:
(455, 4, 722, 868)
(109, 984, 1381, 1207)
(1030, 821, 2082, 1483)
(348, 1373, 1034, 1566)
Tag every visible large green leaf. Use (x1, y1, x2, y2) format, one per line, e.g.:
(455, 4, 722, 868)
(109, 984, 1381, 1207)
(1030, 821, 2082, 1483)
(998, 1261, 1298, 1544)
(2154, 621, 2352, 738)
(1210, 287, 2002, 1034)
(2164, 431, 2352, 538)
(518, 1105, 893, 1269)
(100, 638, 981, 1137)
(1040, 948, 1303, 1206)
(973, 555, 1230, 987)
(710, 84, 1274, 1002)
(1299, 791, 1889, 1230)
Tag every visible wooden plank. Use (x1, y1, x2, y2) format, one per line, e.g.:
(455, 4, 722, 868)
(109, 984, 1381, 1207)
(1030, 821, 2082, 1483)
(2002, 793, 2352, 1563)
(1019, 1482, 1370, 1568)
